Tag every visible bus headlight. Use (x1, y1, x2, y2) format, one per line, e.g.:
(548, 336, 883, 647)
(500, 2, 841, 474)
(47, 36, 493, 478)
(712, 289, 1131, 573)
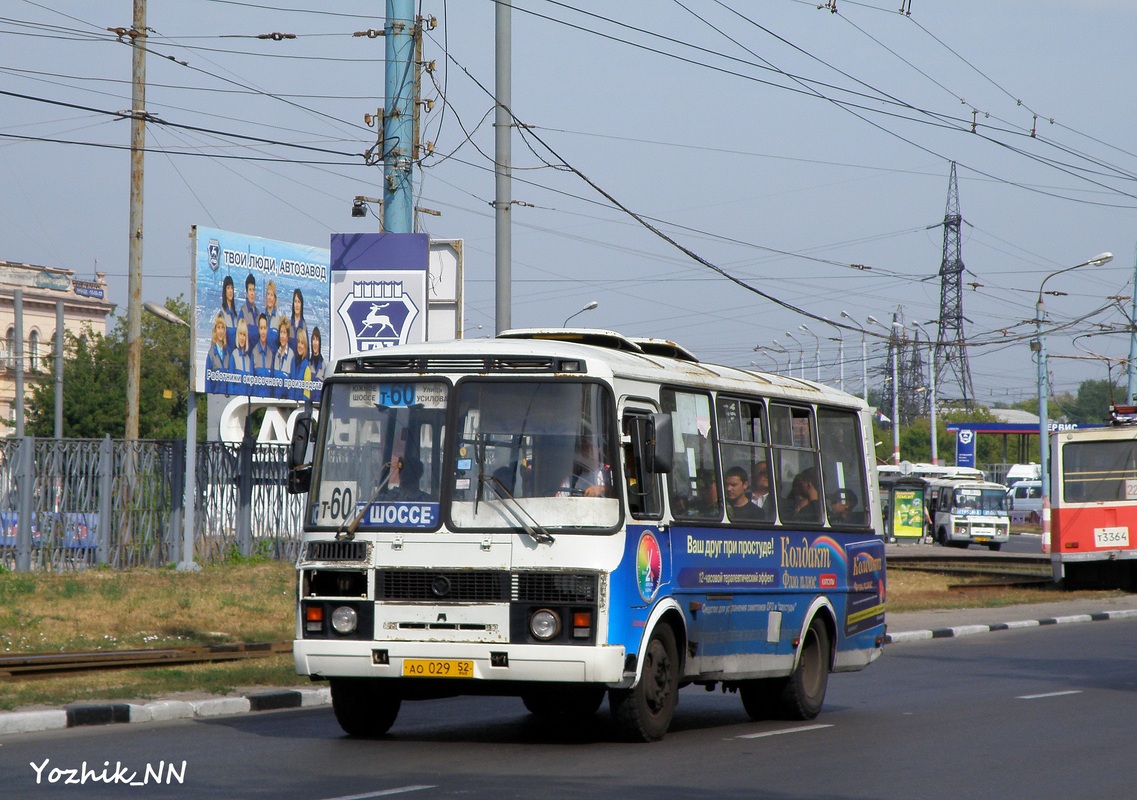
(529, 609, 561, 641)
(331, 605, 359, 635)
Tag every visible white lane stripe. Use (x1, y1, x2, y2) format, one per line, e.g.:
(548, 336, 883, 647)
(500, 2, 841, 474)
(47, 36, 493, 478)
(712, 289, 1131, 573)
(1017, 690, 1083, 700)
(737, 723, 833, 739)
(320, 786, 436, 800)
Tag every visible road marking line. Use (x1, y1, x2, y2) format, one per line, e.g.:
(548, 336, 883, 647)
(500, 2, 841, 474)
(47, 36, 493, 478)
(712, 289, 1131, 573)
(738, 723, 833, 739)
(1017, 690, 1083, 700)
(320, 786, 436, 800)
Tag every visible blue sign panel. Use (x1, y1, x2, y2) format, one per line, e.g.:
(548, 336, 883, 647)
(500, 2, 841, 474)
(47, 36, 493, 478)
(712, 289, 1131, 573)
(956, 428, 976, 468)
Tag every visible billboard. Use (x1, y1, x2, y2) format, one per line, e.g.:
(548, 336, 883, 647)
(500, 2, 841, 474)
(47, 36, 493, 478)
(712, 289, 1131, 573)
(192, 226, 330, 402)
(329, 233, 429, 364)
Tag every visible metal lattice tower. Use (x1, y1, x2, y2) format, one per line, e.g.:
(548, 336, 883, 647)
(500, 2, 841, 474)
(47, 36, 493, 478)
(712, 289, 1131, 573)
(934, 162, 976, 406)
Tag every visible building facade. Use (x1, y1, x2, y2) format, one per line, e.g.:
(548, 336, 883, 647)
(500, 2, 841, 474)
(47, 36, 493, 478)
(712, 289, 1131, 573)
(0, 261, 115, 436)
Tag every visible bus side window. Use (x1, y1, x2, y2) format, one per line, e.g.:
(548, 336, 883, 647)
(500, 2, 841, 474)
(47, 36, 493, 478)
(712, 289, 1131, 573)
(662, 389, 721, 521)
(623, 412, 662, 519)
(817, 408, 870, 527)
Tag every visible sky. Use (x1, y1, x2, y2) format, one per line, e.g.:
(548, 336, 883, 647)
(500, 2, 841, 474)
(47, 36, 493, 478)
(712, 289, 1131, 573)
(3, 0, 1137, 412)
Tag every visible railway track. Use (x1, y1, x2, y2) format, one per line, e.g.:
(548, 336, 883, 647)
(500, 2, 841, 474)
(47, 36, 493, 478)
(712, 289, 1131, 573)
(887, 551, 1053, 587)
(0, 641, 292, 681)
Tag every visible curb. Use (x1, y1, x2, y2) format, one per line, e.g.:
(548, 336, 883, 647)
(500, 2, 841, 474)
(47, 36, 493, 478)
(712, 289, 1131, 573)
(0, 687, 330, 737)
(884, 607, 1137, 644)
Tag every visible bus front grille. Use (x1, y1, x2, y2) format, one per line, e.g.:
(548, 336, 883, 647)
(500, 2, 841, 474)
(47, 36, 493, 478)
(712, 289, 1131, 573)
(375, 570, 598, 604)
(305, 540, 369, 562)
(378, 570, 509, 602)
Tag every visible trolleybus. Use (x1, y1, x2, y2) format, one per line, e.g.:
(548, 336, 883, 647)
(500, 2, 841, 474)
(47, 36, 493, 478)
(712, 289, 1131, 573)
(1051, 407, 1137, 589)
(287, 329, 887, 741)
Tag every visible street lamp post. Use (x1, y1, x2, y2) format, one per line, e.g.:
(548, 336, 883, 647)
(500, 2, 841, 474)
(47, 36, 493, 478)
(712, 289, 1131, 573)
(839, 310, 868, 403)
(911, 321, 938, 465)
(821, 317, 845, 392)
(799, 323, 821, 382)
(868, 314, 901, 466)
(563, 300, 598, 327)
(143, 301, 200, 572)
(784, 331, 805, 379)
(1035, 252, 1113, 555)
(770, 339, 791, 373)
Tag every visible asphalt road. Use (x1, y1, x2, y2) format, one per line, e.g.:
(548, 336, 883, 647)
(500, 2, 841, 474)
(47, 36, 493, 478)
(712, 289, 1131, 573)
(4, 615, 1135, 800)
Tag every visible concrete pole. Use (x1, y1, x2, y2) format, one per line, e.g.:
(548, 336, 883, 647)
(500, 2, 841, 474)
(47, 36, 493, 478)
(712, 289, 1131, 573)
(1127, 243, 1137, 404)
(382, 0, 415, 233)
(495, 0, 512, 334)
(54, 301, 64, 438)
(13, 290, 24, 437)
(125, 0, 146, 441)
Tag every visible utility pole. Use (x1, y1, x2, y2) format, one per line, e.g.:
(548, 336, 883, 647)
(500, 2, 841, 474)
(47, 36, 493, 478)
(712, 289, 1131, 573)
(1127, 243, 1137, 404)
(495, 1, 512, 334)
(382, 0, 415, 234)
(125, 0, 147, 441)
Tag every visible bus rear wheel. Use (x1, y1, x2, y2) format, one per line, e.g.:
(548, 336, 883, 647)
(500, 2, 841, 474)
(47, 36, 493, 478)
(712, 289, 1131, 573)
(779, 616, 830, 720)
(610, 624, 679, 742)
(739, 617, 830, 721)
(329, 678, 401, 738)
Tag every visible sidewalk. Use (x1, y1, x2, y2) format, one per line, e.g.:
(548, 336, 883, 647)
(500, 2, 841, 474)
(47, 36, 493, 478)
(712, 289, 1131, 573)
(5, 594, 1137, 737)
(885, 594, 1137, 642)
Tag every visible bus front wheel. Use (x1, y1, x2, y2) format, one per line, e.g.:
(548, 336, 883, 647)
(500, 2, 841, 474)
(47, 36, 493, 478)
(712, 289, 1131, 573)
(610, 624, 680, 742)
(329, 678, 401, 737)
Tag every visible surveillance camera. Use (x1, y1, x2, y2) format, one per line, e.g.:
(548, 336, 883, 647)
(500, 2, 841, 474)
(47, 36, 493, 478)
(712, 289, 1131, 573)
(351, 200, 367, 218)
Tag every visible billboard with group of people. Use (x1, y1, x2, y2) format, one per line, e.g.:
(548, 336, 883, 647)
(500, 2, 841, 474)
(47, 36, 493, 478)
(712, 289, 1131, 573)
(192, 226, 330, 403)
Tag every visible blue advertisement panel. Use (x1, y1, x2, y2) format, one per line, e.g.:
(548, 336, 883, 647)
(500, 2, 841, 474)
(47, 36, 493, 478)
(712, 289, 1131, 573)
(607, 525, 886, 661)
(329, 233, 429, 363)
(193, 226, 330, 401)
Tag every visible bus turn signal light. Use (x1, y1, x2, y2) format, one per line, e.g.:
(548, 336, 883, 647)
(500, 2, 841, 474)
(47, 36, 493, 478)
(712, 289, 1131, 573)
(305, 605, 324, 633)
(573, 611, 592, 638)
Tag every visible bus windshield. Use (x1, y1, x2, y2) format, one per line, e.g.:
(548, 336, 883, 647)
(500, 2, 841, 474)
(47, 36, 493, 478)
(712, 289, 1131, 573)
(1061, 439, 1137, 503)
(309, 381, 448, 530)
(950, 487, 1007, 516)
(449, 380, 619, 531)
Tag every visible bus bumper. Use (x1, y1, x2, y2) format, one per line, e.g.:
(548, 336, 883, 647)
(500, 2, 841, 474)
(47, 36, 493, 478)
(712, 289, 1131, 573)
(294, 640, 629, 685)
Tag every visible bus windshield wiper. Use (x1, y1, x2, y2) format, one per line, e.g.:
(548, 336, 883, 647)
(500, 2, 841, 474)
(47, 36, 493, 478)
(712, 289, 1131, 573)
(335, 460, 396, 541)
(481, 474, 555, 545)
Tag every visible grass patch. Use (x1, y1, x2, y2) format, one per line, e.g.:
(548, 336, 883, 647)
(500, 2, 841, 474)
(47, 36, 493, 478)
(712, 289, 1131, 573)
(887, 569, 1125, 612)
(0, 559, 1127, 713)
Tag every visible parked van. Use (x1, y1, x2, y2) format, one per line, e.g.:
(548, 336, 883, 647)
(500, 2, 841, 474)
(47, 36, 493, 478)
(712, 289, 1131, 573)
(1004, 463, 1041, 486)
(1006, 479, 1042, 524)
(926, 478, 1012, 551)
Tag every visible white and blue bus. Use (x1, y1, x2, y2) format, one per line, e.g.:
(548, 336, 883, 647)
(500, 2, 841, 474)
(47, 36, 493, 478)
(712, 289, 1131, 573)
(288, 329, 886, 741)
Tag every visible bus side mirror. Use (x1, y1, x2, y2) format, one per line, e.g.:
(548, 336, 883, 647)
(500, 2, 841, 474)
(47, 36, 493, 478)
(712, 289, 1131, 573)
(288, 413, 314, 494)
(647, 413, 673, 474)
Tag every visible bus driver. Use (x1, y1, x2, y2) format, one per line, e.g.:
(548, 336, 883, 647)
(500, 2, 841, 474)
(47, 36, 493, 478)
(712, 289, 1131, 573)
(556, 435, 612, 498)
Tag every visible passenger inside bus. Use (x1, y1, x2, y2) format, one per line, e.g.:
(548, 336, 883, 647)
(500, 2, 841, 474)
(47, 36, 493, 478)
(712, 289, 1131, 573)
(784, 468, 822, 522)
(750, 460, 773, 516)
(826, 488, 859, 524)
(725, 466, 764, 521)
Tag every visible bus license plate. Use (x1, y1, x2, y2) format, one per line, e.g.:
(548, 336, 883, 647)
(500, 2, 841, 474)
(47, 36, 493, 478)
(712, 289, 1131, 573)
(402, 659, 474, 678)
(1094, 527, 1129, 548)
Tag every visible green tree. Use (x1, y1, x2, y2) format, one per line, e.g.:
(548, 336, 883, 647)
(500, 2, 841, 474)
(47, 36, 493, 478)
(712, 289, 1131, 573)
(1052, 379, 1122, 424)
(26, 297, 201, 440)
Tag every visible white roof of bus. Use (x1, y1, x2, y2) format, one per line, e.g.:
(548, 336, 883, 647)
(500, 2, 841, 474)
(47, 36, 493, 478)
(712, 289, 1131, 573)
(335, 328, 866, 411)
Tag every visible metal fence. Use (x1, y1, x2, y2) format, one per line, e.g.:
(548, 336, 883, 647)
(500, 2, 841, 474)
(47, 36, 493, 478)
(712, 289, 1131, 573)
(0, 437, 304, 572)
